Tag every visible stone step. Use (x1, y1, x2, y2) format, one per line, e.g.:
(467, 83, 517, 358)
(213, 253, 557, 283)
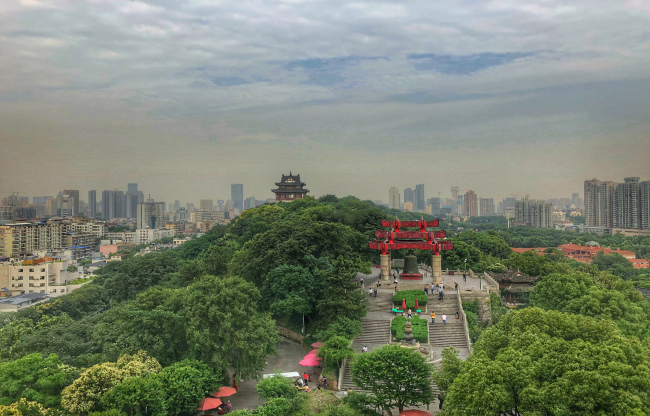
(340, 359, 440, 395)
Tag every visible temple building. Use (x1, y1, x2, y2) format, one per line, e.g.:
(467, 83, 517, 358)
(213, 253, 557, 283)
(272, 172, 309, 201)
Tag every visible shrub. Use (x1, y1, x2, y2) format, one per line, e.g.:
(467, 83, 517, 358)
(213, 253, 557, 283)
(392, 290, 428, 308)
(391, 315, 428, 343)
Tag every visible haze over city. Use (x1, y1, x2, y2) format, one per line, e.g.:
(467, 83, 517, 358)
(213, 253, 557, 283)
(2, 0, 650, 202)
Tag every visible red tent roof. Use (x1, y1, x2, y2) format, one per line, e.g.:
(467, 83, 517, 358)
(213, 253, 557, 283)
(212, 386, 237, 397)
(197, 397, 222, 411)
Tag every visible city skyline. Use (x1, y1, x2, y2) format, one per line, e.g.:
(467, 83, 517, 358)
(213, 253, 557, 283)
(2, 1, 649, 202)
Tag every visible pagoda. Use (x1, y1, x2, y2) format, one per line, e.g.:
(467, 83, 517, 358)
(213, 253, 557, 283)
(272, 172, 309, 201)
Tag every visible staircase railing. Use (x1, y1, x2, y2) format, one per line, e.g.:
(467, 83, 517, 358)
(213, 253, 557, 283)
(338, 357, 347, 391)
(456, 292, 473, 354)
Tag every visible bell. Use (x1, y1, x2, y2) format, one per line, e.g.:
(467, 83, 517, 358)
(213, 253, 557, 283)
(403, 253, 419, 275)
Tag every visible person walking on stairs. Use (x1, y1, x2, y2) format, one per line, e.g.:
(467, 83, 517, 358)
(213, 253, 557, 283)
(442, 314, 447, 326)
(455, 311, 460, 323)
(369, 288, 373, 297)
(430, 311, 435, 323)
(373, 288, 377, 298)
(407, 308, 413, 319)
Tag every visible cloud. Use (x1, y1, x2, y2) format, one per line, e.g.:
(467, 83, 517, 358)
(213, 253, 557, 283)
(1, 0, 649, 202)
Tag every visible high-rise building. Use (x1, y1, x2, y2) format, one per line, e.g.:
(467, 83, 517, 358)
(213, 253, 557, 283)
(614, 177, 641, 229)
(174, 200, 181, 212)
(584, 178, 617, 228)
(515, 198, 553, 228)
(640, 181, 650, 231)
(200, 199, 213, 212)
(127, 183, 139, 219)
(245, 196, 257, 210)
(61, 194, 75, 217)
(479, 198, 495, 216)
(403, 202, 413, 212)
(186, 203, 195, 212)
(231, 184, 244, 212)
(88, 190, 97, 219)
(137, 202, 166, 229)
(415, 184, 425, 212)
(427, 197, 442, 216)
(388, 188, 400, 210)
(463, 190, 478, 217)
(63, 189, 79, 216)
(404, 188, 413, 206)
(101, 190, 127, 220)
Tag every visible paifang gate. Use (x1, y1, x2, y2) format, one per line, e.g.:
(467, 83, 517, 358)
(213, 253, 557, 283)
(368, 219, 453, 284)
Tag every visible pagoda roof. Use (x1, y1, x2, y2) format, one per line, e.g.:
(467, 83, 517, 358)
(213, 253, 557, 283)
(491, 268, 538, 283)
(274, 171, 306, 186)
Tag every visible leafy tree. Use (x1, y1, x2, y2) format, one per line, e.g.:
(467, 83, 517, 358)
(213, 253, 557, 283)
(255, 374, 297, 399)
(441, 240, 481, 271)
(255, 397, 306, 416)
(592, 252, 639, 280)
(0, 353, 75, 408)
(318, 336, 355, 377)
(61, 351, 161, 415)
(316, 318, 363, 343)
(180, 275, 278, 380)
(266, 264, 319, 326)
(67, 265, 78, 273)
(157, 359, 221, 416)
(432, 347, 463, 394)
(351, 345, 434, 415)
(442, 308, 650, 415)
(101, 375, 165, 416)
(0, 398, 53, 416)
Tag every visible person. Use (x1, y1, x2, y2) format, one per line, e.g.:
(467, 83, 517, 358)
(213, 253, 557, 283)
(440, 290, 444, 301)
(430, 311, 435, 323)
(360, 276, 364, 287)
(463, 272, 466, 282)
(455, 311, 460, 323)
(438, 289, 443, 301)
(394, 276, 398, 285)
(454, 282, 459, 291)
(407, 308, 412, 319)
(323, 376, 328, 390)
(226, 401, 232, 411)
(218, 407, 224, 415)
(424, 284, 429, 295)
(373, 288, 377, 298)
(442, 314, 447, 326)
(369, 288, 373, 297)
(304, 372, 309, 385)
(362, 345, 368, 353)
(394, 286, 398, 293)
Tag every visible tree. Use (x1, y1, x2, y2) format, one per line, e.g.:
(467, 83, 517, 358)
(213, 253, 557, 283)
(180, 275, 278, 380)
(351, 345, 434, 416)
(0, 398, 52, 416)
(432, 347, 463, 394)
(266, 264, 319, 330)
(61, 351, 161, 415)
(157, 360, 221, 416)
(101, 375, 166, 416)
(442, 308, 650, 415)
(0, 353, 75, 408)
(255, 375, 297, 399)
(318, 336, 355, 377)
(67, 265, 78, 272)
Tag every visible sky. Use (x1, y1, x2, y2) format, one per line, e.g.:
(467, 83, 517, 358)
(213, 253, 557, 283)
(1, 0, 650, 204)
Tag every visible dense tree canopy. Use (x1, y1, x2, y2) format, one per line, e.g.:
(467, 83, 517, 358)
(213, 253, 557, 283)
(442, 308, 650, 415)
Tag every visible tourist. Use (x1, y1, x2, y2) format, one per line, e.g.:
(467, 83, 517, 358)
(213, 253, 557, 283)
(424, 285, 429, 295)
(360, 276, 364, 287)
(440, 290, 444, 301)
(407, 308, 412, 318)
(394, 276, 398, 285)
(323, 376, 328, 390)
(454, 282, 459, 291)
(438, 290, 443, 301)
(463, 273, 466, 282)
(218, 407, 224, 415)
(362, 345, 368, 353)
(455, 311, 460, 323)
(394, 286, 398, 293)
(226, 401, 232, 412)
(373, 288, 377, 298)
(442, 314, 447, 326)
(304, 372, 309, 385)
(430, 311, 435, 323)
(369, 288, 373, 297)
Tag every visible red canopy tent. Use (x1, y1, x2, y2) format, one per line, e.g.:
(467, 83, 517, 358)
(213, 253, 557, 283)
(311, 342, 323, 348)
(415, 298, 419, 309)
(399, 410, 433, 416)
(402, 298, 406, 310)
(197, 397, 222, 411)
(211, 386, 237, 398)
(299, 355, 321, 367)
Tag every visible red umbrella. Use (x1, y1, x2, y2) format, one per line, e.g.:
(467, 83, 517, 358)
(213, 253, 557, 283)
(415, 298, 419, 309)
(311, 342, 323, 348)
(299, 355, 321, 367)
(402, 298, 406, 310)
(197, 397, 222, 411)
(212, 386, 237, 397)
(308, 349, 318, 355)
(399, 410, 433, 416)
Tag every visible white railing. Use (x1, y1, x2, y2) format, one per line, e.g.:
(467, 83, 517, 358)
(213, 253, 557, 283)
(456, 292, 473, 354)
(338, 357, 347, 391)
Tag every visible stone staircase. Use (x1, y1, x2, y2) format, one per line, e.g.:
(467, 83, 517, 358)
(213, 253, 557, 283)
(366, 291, 394, 313)
(426, 292, 470, 351)
(352, 319, 391, 352)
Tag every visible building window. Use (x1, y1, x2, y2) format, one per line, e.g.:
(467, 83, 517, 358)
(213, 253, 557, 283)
(29, 276, 34, 280)
(29, 268, 34, 272)
(41, 268, 45, 272)
(18, 269, 23, 272)
(17, 283, 23, 287)
(29, 283, 34, 287)
(29, 290, 33, 293)
(40, 276, 45, 280)
(17, 277, 23, 281)
(40, 290, 45, 293)
(40, 283, 45, 287)
(52, 289, 56, 293)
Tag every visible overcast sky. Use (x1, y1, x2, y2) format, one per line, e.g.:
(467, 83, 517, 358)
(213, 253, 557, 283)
(1, 0, 650, 204)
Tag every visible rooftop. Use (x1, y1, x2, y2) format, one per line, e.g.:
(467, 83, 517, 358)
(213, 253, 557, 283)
(0, 292, 48, 306)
